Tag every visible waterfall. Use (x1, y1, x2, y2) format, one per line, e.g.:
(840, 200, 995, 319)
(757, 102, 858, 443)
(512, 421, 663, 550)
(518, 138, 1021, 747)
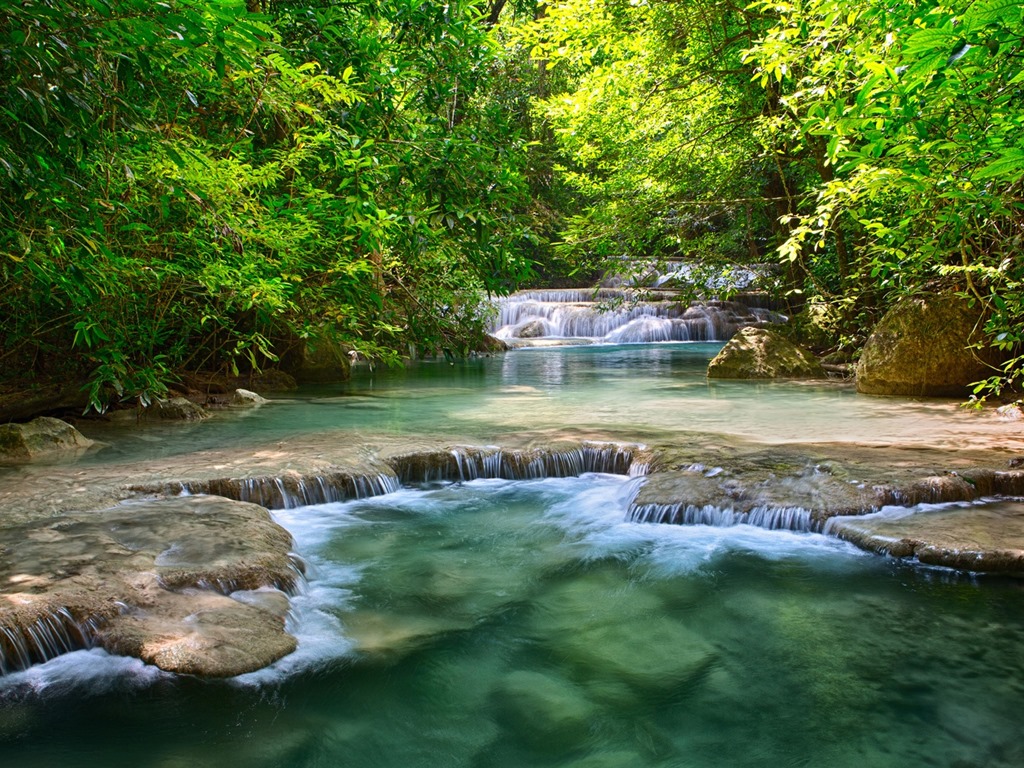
(628, 502, 816, 532)
(391, 443, 644, 484)
(0, 608, 106, 675)
(135, 470, 403, 511)
(491, 294, 785, 344)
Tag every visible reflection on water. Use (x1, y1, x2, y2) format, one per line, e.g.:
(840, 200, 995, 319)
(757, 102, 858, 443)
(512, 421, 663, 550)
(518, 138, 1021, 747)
(2, 475, 1023, 768)
(78, 343, 1024, 466)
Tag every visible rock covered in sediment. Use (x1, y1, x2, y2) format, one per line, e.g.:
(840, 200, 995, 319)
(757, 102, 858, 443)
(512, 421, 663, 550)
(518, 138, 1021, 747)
(0, 416, 95, 460)
(231, 388, 270, 406)
(707, 327, 825, 379)
(493, 670, 597, 752)
(856, 291, 1001, 397)
(827, 500, 1024, 572)
(0, 495, 299, 677)
(156, 396, 210, 421)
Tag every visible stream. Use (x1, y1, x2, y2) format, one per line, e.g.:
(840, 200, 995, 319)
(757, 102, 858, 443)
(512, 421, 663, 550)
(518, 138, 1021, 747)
(1, 343, 1023, 767)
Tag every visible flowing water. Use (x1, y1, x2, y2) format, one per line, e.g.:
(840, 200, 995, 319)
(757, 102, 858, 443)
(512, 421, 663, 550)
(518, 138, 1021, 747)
(3, 343, 1024, 767)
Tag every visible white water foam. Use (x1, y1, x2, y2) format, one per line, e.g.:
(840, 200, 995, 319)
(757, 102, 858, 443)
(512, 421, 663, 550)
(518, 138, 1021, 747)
(537, 473, 868, 575)
(0, 648, 170, 699)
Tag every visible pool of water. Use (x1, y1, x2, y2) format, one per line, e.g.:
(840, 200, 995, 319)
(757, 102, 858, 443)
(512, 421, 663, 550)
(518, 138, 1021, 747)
(4, 343, 1024, 766)
(79, 343, 1023, 466)
(2, 474, 1023, 767)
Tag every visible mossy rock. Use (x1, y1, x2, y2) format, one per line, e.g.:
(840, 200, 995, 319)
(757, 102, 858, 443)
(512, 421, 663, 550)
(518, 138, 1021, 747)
(707, 327, 825, 379)
(0, 417, 95, 459)
(856, 292, 1001, 397)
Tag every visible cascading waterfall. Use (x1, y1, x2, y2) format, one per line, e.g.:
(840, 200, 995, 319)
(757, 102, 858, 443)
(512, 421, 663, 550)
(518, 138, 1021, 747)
(628, 501, 816, 532)
(392, 443, 646, 484)
(0, 608, 106, 675)
(138, 470, 403, 511)
(491, 292, 785, 344)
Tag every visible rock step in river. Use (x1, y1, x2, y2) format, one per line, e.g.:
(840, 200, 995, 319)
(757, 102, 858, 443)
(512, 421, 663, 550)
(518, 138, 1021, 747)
(3, 433, 1023, 678)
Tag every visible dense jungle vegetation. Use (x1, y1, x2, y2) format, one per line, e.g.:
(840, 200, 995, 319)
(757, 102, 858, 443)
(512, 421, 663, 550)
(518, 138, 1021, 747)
(1, 0, 1022, 410)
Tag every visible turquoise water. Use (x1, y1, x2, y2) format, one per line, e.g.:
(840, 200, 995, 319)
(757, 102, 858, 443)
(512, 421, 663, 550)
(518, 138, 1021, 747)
(2, 474, 1023, 767)
(82, 343, 1022, 464)
(3, 343, 1024, 766)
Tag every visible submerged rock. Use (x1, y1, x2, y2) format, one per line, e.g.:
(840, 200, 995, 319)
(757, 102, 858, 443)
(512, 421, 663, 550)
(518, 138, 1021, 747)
(706, 327, 824, 379)
(856, 292, 1000, 397)
(493, 670, 597, 752)
(533, 568, 716, 696)
(0, 417, 95, 460)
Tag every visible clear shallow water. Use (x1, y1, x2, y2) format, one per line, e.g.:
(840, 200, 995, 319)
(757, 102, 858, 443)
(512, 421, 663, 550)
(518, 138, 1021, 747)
(79, 343, 1023, 465)
(3, 475, 1023, 768)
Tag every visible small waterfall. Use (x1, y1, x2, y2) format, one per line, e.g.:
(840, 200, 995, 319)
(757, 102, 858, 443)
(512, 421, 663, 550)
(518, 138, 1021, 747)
(492, 293, 785, 344)
(391, 443, 643, 484)
(629, 502, 816, 532)
(134, 470, 402, 511)
(0, 607, 106, 675)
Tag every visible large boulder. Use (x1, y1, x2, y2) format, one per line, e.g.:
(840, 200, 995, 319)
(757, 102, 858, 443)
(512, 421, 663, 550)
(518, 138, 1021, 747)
(0, 416, 95, 459)
(856, 292, 999, 397)
(0, 495, 299, 677)
(707, 327, 825, 379)
(231, 388, 270, 406)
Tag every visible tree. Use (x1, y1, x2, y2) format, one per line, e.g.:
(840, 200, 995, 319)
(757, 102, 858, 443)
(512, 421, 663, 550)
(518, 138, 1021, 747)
(0, 0, 536, 410)
(747, 0, 1024, 392)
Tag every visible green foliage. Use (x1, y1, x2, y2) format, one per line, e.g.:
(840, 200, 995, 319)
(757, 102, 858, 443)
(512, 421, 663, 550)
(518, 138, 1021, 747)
(515, 0, 790, 293)
(0, 0, 535, 410)
(746, 0, 1024, 396)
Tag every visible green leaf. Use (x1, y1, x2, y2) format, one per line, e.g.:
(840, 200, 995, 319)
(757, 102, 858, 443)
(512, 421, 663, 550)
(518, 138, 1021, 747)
(903, 28, 955, 56)
(965, 0, 1023, 29)
(973, 149, 1024, 181)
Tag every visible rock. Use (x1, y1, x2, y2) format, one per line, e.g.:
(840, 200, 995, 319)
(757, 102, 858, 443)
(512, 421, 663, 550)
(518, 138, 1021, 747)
(295, 339, 352, 384)
(101, 588, 297, 677)
(0, 417, 95, 459)
(856, 292, 1001, 397)
(532, 568, 716, 696)
(156, 397, 210, 421)
(514, 319, 547, 338)
(478, 333, 509, 353)
(827, 500, 1024, 572)
(493, 670, 597, 752)
(997, 403, 1024, 421)
(231, 388, 269, 406)
(0, 495, 299, 677)
(707, 327, 825, 379)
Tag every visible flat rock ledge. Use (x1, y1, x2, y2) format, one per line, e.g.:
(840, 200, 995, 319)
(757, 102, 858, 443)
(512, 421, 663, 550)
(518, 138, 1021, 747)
(826, 501, 1024, 573)
(0, 496, 298, 677)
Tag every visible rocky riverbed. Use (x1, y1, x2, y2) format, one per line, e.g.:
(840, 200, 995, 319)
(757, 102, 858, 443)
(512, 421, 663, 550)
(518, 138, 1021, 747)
(3, 421, 1024, 678)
